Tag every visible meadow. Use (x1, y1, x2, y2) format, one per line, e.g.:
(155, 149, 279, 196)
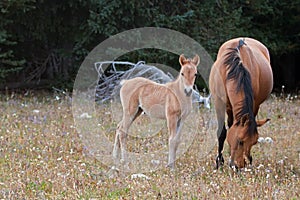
(0, 91, 299, 199)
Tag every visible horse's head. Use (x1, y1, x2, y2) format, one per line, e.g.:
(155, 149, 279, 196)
(227, 113, 270, 169)
(179, 54, 200, 97)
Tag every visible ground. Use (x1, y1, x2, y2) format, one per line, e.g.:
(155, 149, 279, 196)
(0, 91, 299, 199)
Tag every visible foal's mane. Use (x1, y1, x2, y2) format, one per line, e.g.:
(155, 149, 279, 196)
(224, 40, 257, 135)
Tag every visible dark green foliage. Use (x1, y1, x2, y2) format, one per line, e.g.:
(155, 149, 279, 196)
(0, 0, 299, 90)
(0, 0, 33, 82)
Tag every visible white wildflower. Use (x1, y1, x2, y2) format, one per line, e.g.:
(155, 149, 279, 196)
(265, 137, 273, 143)
(258, 137, 265, 143)
(79, 113, 92, 119)
(131, 173, 150, 180)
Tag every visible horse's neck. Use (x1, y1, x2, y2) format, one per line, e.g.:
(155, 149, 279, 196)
(227, 87, 255, 121)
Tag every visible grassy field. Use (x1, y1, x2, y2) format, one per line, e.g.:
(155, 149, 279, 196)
(0, 91, 299, 199)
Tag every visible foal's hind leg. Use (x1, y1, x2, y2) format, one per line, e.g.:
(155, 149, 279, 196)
(113, 121, 122, 162)
(113, 106, 142, 165)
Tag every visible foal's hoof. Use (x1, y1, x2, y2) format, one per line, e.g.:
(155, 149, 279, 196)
(119, 160, 130, 171)
(215, 154, 224, 169)
(108, 166, 119, 179)
(166, 163, 175, 171)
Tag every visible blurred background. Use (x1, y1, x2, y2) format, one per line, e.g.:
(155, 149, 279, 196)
(0, 0, 299, 92)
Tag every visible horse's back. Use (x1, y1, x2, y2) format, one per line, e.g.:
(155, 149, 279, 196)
(238, 38, 273, 104)
(210, 37, 273, 104)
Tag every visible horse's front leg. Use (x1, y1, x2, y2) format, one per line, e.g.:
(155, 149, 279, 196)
(167, 115, 181, 169)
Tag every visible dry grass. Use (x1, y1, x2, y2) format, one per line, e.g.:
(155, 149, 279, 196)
(0, 91, 299, 199)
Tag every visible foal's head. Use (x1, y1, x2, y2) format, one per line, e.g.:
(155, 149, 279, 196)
(227, 114, 270, 168)
(179, 54, 200, 96)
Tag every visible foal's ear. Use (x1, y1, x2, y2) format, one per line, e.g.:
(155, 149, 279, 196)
(179, 54, 187, 66)
(192, 54, 200, 66)
(257, 118, 270, 127)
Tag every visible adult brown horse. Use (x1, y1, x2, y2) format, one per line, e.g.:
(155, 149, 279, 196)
(209, 38, 273, 169)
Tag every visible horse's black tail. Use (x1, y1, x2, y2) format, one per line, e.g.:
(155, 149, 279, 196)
(237, 38, 246, 50)
(225, 39, 249, 93)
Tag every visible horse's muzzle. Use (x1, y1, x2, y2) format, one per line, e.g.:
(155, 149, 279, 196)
(184, 88, 193, 97)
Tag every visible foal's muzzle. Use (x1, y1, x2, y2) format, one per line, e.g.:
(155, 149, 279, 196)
(184, 88, 193, 97)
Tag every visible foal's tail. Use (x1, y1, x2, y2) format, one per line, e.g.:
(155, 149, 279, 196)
(120, 79, 127, 86)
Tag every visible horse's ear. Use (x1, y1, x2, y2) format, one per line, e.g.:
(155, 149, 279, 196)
(257, 118, 270, 127)
(192, 54, 200, 66)
(240, 113, 250, 126)
(179, 54, 186, 66)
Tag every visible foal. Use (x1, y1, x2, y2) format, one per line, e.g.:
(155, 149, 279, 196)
(113, 54, 200, 169)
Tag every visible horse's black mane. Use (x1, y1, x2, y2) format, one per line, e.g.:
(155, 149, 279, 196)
(224, 40, 257, 135)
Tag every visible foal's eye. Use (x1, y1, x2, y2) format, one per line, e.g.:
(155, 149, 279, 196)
(181, 73, 184, 76)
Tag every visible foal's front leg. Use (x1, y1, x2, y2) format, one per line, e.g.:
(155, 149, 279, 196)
(167, 115, 181, 169)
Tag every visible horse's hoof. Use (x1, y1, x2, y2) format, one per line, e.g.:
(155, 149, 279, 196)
(215, 154, 224, 169)
(249, 155, 253, 165)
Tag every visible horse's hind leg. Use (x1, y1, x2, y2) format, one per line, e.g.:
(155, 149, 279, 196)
(216, 125, 226, 168)
(214, 97, 227, 169)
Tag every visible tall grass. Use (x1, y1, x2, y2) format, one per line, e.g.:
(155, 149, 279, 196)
(0, 91, 299, 199)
